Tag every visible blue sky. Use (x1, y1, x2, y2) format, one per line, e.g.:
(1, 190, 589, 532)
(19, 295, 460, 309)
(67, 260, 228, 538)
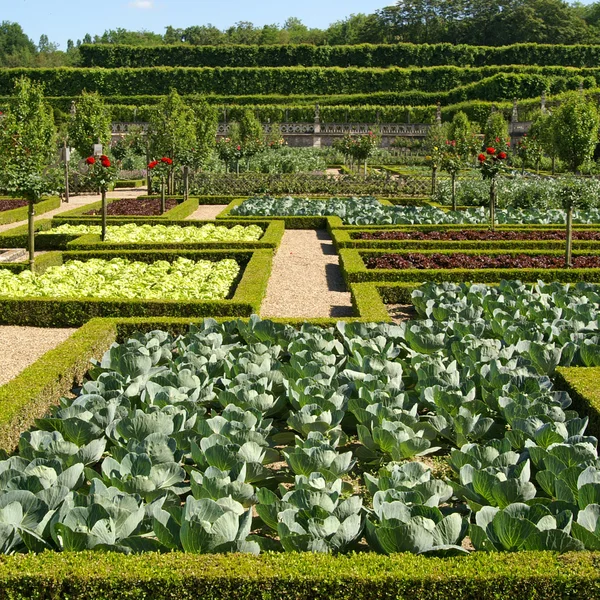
(5, 0, 392, 49)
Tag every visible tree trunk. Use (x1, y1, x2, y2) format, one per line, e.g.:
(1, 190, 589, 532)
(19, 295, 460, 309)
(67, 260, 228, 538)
(451, 173, 457, 211)
(565, 205, 573, 268)
(183, 166, 189, 201)
(364, 159, 368, 176)
(101, 190, 107, 242)
(160, 178, 166, 215)
(551, 156, 556, 176)
(28, 199, 35, 272)
(431, 166, 437, 195)
(489, 177, 497, 231)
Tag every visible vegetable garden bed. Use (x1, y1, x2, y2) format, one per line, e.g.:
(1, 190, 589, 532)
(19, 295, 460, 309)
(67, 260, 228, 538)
(0, 200, 27, 212)
(0, 249, 273, 326)
(55, 197, 199, 222)
(0, 283, 599, 593)
(332, 226, 600, 251)
(339, 248, 600, 283)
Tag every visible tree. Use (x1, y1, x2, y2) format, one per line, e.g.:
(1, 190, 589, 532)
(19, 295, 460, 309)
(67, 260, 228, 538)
(191, 98, 218, 169)
(424, 122, 449, 194)
(448, 111, 479, 161)
(238, 109, 263, 144)
(483, 112, 510, 150)
(0, 77, 57, 270)
(148, 90, 196, 192)
(552, 92, 600, 173)
(533, 112, 560, 174)
(68, 91, 112, 158)
(0, 21, 36, 66)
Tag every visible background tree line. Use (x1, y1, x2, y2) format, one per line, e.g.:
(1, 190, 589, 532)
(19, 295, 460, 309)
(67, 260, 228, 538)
(5, 0, 600, 67)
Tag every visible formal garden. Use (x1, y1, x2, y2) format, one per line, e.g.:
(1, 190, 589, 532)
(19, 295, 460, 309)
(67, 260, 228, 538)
(1, 31, 600, 599)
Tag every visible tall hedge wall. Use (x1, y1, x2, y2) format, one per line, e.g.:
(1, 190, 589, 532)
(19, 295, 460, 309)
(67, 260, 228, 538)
(0, 65, 597, 97)
(79, 42, 600, 69)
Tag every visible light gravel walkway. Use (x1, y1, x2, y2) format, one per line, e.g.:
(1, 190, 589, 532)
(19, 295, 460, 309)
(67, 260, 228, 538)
(0, 189, 143, 234)
(261, 229, 353, 318)
(186, 205, 228, 220)
(0, 326, 78, 386)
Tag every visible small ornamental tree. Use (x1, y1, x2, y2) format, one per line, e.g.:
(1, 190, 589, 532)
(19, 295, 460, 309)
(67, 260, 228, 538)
(335, 131, 379, 174)
(553, 92, 600, 174)
(148, 90, 195, 193)
(0, 77, 58, 271)
(559, 178, 592, 268)
(532, 112, 560, 174)
(85, 154, 117, 241)
(424, 123, 448, 194)
(483, 112, 510, 150)
(440, 140, 462, 211)
(448, 111, 479, 162)
(477, 145, 508, 230)
(515, 133, 544, 173)
(148, 157, 173, 213)
(67, 91, 112, 158)
(190, 97, 218, 170)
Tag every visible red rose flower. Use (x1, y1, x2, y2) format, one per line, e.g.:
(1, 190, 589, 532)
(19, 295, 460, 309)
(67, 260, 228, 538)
(148, 160, 158, 169)
(486, 147, 495, 155)
(498, 151, 507, 160)
(161, 157, 173, 165)
(100, 154, 109, 160)
(236, 145, 241, 151)
(478, 153, 486, 162)
(85, 156, 95, 165)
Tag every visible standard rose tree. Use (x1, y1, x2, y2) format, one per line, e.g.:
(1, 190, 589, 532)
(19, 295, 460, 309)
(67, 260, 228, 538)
(85, 154, 117, 241)
(477, 146, 508, 230)
(148, 157, 173, 214)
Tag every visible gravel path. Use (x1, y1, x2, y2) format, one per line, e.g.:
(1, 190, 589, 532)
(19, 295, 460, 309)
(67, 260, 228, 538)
(0, 189, 143, 234)
(186, 205, 228, 220)
(261, 229, 353, 318)
(0, 326, 78, 386)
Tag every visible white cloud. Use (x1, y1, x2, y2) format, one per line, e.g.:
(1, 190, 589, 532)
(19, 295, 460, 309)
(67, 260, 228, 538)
(129, 0, 154, 8)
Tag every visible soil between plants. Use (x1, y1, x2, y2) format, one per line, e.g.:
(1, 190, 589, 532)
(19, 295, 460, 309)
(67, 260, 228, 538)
(366, 253, 600, 270)
(85, 198, 178, 216)
(0, 200, 28, 212)
(356, 229, 600, 241)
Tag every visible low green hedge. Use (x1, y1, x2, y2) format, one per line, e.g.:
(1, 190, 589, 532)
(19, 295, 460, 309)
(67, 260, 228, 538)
(114, 179, 145, 188)
(331, 228, 600, 251)
(0, 551, 597, 599)
(0, 249, 273, 327)
(53, 197, 199, 222)
(0, 196, 60, 226)
(0, 319, 116, 453)
(338, 248, 600, 284)
(556, 366, 600, 438)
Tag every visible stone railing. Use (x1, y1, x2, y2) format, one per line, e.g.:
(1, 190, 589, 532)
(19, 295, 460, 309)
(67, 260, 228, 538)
(112, 120, 532, 147)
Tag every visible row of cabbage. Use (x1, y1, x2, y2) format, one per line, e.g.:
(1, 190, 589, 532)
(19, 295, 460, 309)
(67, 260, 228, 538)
(45, 224, 264, 244)
(433, 177, 600, 211)
(2, 282, 600, 555)
(231, 196, 600, 225)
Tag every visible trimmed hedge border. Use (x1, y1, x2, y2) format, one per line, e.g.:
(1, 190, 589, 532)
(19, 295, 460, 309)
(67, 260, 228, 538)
(0, 196, 60, 227)
(338, 248, 600, 284)
(556, 366, 600, 438)
(0, 319, 116, 453)
(327, 217, 600, 231)
(114, 179, 145, 188)
(331, 227, 600, 251)
(0, 248, 274, 327)
(53, 197, 199, 222)
(0, 551, 598, 599)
